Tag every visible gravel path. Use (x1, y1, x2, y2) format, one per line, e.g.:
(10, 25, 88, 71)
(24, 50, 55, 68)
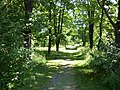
(42, 60, 79, 90)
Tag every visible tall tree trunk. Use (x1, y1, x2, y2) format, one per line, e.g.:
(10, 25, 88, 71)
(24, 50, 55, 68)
(115, 0, 120, 46)
(48, 1, 52, 54)
(24, 0, 33, 49)
(88, 10, 94, 49)
(56, 8, 61, 51)
(56, 0, 64, 51)
(98, 9, 104, 50)
(57, 7, 65, 51)
(53, 1, 58, 51)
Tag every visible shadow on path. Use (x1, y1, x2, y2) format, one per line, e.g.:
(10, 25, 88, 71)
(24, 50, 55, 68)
(33, 48, 85, 90)
(42, 60, 79, 90)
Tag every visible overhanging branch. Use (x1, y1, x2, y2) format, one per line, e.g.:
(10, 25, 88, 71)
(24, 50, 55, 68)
(97, 0, 115, 28)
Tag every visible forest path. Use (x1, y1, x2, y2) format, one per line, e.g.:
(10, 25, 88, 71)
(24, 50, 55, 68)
(42, 60, 80, 90)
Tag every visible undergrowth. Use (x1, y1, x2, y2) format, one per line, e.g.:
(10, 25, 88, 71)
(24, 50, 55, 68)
(73, 47, 108, 90)
(12, 50, 60, 90)
(74, 45, 120, 90)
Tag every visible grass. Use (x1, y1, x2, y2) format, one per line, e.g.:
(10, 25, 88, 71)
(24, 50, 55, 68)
(72, 47, 108, 90)
(73, 65, 108, 90)
(33, 46, 108, 90)
(14, 46, 109, 90)
(34, 46, 88, 60)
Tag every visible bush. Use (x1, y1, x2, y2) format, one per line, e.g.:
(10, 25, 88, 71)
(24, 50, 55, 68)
(89, 43, 120, 89)
(0, 5, 25, 89)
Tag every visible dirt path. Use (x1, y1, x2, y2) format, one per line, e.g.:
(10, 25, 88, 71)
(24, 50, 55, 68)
(42, 60, 79, 90)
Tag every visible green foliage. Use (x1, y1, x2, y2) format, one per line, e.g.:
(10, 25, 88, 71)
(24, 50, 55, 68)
(73, 66, 108, 90)
(0, 1, 25, 89)
(89, 51, 108, 72)
(89, 43, 120, 90)
(0, 0, 120, 89)
(15, 54, 59, 90)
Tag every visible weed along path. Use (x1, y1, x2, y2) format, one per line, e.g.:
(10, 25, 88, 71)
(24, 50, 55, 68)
(42, 60, 79, 90)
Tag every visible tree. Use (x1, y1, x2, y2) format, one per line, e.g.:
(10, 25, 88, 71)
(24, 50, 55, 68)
(0, 0, 25, 89)
(97, 0, 120, 47)
(48, 0, 52, 54)
(24, 0, 33, 49)
(88, 10, 94, 49)
(56, 0, 65, 51)
(53, 0, 58, 51)
(98, 8, 104, 50)
(86, 1, 96, 49)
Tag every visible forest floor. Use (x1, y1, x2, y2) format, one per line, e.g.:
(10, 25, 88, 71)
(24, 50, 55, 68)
(17, 46, 108, 90)
(42, 60, 79, 90)
(39, 47, 108, 90)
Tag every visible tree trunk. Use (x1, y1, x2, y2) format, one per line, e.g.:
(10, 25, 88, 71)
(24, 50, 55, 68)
(48, 1, 52, 54)
(88, 10, 94, 49)
(53, 1, 58, 51)
(57, 7, 65, 51)
(56, 0, 64, 51)
(89, 23, 94, 49)
(114, 0, 120, 46)
(24, 0, 33, 49)
(98, 9, 104, 50)
(56, 8, 61, 51)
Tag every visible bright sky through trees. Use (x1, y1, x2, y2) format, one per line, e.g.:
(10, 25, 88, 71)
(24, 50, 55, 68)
(111, 0, 117, 3)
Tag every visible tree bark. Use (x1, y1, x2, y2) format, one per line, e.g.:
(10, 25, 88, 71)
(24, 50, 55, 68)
(53, 1, 58, 51)
(56, 7, 61, 51)
(98, 9, 104, 50)
(56, 0, 64, 51)
(24, 0, 33, 49)
(57, 6, 65, 51)
(115, 0, 120, 46)
(88, 10, 94, 49)
(48, 1, 52, 54)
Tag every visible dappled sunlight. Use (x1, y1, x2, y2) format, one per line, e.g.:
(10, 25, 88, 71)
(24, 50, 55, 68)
(46, 85, 76, 90)
(24, 46, 99, 90)
(16, 59, 59, 90)
(33, 46, 91, 69)
(60, 47, 80, 53)
(73, 65, 108, 90)
(48, 59, 86, 67)
(34, 46, 90, 61)
(42, 63, 78, 90)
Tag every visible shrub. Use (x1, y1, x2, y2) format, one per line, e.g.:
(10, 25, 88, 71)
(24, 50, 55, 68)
(90, 43, 120, 89)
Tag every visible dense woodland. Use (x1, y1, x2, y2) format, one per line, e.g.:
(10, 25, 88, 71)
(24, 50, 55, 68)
(0, 0, 120, 90)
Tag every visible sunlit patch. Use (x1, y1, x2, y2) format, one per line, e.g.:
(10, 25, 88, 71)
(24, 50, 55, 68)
(46, 75, 52, 78)
(59, 71, 64, 73)
(48, 87, 55, 89)
(35, 73, 45, 76)
(8, 83, 14, 89)
(79, 69, 94, 74)
(31, 76, 36, 80)
(34, 81, 38, 85)
(48, 59, 83, 67)
(64, 85, 72, 89)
